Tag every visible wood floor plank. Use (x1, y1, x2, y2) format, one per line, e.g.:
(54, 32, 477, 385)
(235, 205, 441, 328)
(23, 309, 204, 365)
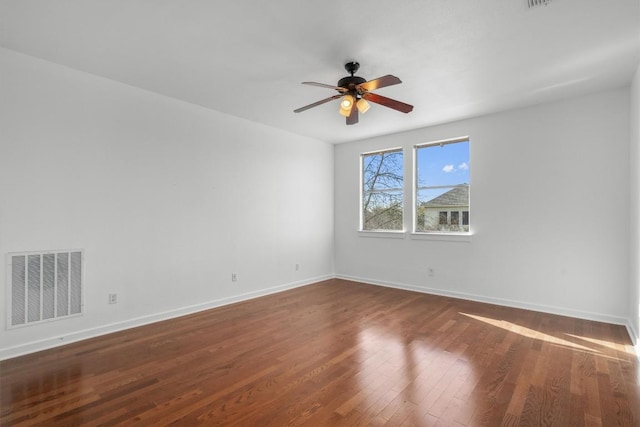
(1, 279, 638, 426)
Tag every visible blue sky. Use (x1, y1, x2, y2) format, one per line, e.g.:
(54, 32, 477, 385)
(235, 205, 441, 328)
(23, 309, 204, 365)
(416, 141, 469, 188)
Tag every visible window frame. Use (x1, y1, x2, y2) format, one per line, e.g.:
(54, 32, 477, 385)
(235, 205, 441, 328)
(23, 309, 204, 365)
(359, 147, 405, 233)
(412, 137, 471, 239)
(356, 137, 472, 242)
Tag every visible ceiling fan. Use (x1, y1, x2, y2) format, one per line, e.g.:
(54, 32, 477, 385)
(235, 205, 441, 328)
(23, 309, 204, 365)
(294, 62, 414, 125)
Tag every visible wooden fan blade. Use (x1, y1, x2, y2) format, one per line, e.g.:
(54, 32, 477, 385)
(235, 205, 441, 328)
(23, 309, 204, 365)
(294, 94, 342, 113)
(362, 92, 413, 113)
(302, 82, 348, 92)
(357, 75, 402, 92)
(346, 103, 358, 125)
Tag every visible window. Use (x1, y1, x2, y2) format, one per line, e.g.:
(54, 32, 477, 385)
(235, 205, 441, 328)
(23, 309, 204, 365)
(439, 211, 447, 225)
(451, 211, 459, 226)
(415, 138, 470, 233)
(361, 148, 403, 231)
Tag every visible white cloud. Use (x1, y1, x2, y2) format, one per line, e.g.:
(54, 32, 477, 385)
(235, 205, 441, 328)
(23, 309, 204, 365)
(443, 164, 455, 173)
(458, 162, 469, 170)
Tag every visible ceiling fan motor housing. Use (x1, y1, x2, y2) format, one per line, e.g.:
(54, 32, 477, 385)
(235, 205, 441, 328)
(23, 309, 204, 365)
(339, 62, 365, 94)
(337, 75, 366, 92)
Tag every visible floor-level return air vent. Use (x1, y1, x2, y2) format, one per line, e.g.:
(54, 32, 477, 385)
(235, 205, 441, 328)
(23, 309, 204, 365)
(528, 0, 552, 8)
(7, 250, 83, 328)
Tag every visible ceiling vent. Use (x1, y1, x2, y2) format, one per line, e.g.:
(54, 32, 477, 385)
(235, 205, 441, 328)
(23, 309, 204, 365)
(528, 0, 552, 7)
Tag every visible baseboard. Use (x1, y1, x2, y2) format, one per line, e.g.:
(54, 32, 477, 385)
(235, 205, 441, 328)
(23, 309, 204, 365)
(626, 321, 640, 361)
(3, 273, 636, 362)
(627, 321, 639, 345)
(0, 274, 333, 361)
(336, 274, 631, 327)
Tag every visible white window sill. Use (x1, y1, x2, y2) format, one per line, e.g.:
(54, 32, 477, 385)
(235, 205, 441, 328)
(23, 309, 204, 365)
(358, 230, 406, 239)
(357, 230, 472, 242)
(410, 232, 472, 242)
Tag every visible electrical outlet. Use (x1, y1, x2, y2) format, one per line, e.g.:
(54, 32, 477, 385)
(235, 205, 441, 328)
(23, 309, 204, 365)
(231, 273, 237, 282)
(295, 263, 299, 271)
(427, 267, 434, 277)
(108, 293, 118, 304)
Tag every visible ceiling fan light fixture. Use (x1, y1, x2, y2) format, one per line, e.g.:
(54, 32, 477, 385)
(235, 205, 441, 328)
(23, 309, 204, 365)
(340, 94, 354, 111)
(356, 98, 370, 113)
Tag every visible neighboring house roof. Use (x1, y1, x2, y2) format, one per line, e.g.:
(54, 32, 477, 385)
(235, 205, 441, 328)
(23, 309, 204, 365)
(423, 185, 469, 207)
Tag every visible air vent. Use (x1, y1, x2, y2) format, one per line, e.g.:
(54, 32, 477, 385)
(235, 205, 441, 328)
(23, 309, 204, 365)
(8, 250, 83, 328)
(528, 0, 552, 7)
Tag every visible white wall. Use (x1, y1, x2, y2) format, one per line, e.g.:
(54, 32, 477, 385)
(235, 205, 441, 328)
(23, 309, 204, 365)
(335, 88, 631, 324)
(630, 64, 640, 345)
(1, 45, 635, 360)
(0, 48, 334, 359)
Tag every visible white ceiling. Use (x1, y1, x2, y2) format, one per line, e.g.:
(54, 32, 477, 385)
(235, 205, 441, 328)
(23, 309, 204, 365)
(1, 0, 638, 144)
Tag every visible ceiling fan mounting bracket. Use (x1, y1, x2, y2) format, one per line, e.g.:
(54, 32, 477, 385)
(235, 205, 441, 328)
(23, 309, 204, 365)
(344, 61, 360, 76)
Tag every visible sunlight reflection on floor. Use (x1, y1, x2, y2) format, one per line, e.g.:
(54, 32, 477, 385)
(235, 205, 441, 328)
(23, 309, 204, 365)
(459, 312, 638, 357)
(353, 327, 477, 423)
(460, 312, 600, 352)
(564, 333, 636, 355)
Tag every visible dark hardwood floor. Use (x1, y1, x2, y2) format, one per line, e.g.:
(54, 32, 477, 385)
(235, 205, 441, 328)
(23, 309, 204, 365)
(1, 279, 638, 426)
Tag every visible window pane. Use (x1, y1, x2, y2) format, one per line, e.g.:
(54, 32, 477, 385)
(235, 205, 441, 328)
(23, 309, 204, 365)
(416, 139, 470, 232)
(363, 190, 403, 230)
(451, 211, 459, 225)
(362, 149, 403, 230)
(439, 211, 447, 225)
(416, 140, 469, 188)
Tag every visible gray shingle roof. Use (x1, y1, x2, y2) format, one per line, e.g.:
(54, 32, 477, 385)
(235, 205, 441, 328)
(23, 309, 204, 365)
(423, 185, 469, 207)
